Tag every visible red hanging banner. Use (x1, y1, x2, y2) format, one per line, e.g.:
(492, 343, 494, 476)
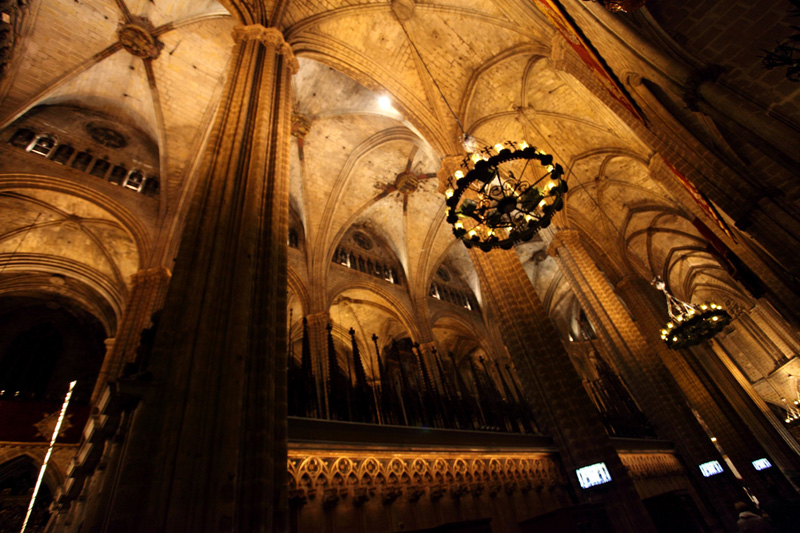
(531, 0, 645, 123)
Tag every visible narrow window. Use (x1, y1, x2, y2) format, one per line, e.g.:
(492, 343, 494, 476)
(71, 151, 93, 172)
(9, 128, 35, 148)
(89, 159, 110, 179)
(29, 136, 56, 157)
(108, 165, 127, 185)
(430, 283, 441, 299)
(51, 144, 75, 165)
(142, 176, 160, 197)
(123, 170, 145, 191)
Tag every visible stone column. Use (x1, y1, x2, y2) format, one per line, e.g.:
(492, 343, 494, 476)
(469, 247, 657, 533)
(305, 311, 331, 417)
(96, 25, 297, 533)
(548, 230, 747, 529)
(614, 274, 800, 501)
(90, 267, 171, 403)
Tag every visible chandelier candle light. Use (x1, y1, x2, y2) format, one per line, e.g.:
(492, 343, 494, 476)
(445, 141, 568, 251)
(653, 278, 731, 349)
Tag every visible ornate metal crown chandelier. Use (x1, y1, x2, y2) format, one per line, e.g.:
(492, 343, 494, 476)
(444, 141, 568, 251)
(653, 278, 731, 349)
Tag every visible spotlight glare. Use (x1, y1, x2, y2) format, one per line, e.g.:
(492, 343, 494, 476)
(378, 96, 392, 110)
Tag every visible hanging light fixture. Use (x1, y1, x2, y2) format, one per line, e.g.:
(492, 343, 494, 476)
(653, 277, 731, 349)
(388, 9, 568, 252)
(444, 141, 568, 251)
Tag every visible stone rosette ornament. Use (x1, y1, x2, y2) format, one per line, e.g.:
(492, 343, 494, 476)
(118, 17, 164, 59)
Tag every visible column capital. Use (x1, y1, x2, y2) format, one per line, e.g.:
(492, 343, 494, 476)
(417, 340, 437, 352)
(305, 311, 330, 326)
(546, 229, 580, 257)
(131, 266, 171, 286)
(232, 25, 299, 73)
(682, 65, 725, 112)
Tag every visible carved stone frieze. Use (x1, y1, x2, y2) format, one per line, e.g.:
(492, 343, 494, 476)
(287, 451, 567, 508)
(619, 453, 684, 480)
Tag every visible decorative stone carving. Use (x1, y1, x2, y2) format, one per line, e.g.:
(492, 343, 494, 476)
(232, 24, 299, 74)
(287, 451, 567, 509)
(619, 453, 684, 480)
(391, 0, 415, 21)
(394, 170, 420, 194)
(291, 113, 312, 138)
(117, 17, 164, 59)
(683, 65, 726, 112)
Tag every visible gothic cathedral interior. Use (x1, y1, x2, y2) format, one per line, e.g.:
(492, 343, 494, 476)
(1, 1, 800, 532)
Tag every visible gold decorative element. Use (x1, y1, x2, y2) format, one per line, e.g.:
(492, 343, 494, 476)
(117, 18, 164, 59)
(232, 25, 299, 74)
(287, 451, 566, 507)
(35, 411, 73, 439)
(394, 170, 420, 194)
(619, 453, 684, 480)
(291, 113, 312, 138)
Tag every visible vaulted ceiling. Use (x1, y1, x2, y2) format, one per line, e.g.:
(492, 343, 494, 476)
(0, 0, 757, 338)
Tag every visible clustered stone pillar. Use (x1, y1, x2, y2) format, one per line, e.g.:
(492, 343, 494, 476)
(469, 247, 657, 533)
(91, 267, 171, 403)
(614, 274, 800, 501)
(548, 230, 748, 529)
(304, 310, 331, 415)
(92, 25, 297, 533)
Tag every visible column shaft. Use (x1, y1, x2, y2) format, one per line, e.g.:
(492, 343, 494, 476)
(305, 311, 331, 417)
(549, 230, 747, 529)
(90, 267, 171, 402)
(97, 26, 297, 533)
(470, 247, 656, 533)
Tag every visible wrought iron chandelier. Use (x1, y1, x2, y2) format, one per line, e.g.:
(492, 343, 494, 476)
(653, 278, 731, 349)
(444, 141, 568, 251)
